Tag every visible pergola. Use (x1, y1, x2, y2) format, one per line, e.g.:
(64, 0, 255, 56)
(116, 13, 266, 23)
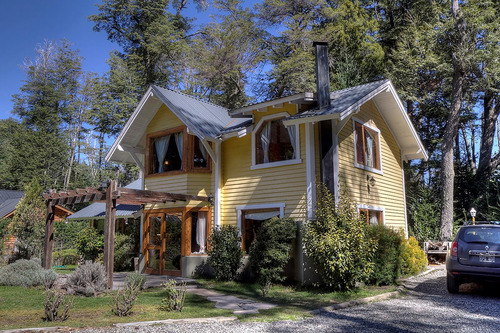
(42, 180, 211, 288)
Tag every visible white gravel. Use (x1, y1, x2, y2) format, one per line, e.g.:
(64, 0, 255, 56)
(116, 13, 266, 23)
(77, 268, 500, 333)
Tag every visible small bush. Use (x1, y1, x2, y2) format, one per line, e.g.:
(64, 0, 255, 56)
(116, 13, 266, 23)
(400, 236, 428, 276)
(67, 261, 107, 297)
(53, 248, 79, 266)
(75, 227, 104, 261)
(159, 280, 186, 312)
(249, 217, 296, 296)
(125, 272, 146, 290)
(367, 226, 404, 286)
(303, 185, 375, 290)
(111, 284, 141, 317)
(0, 258, 57, 287)
(44, 288, 73, 322)
(114, 234, 134, 272)
(207, 225, 243, 281)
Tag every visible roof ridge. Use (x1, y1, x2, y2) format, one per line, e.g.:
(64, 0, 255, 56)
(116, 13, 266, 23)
(152, 85, 227, 111)
(330, 79, 390, 95)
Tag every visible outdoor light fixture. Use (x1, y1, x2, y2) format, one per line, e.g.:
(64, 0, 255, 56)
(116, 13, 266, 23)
(100, 180, 110, 189)
(470, 207, 477, 224)
(367, 175, 376, 187)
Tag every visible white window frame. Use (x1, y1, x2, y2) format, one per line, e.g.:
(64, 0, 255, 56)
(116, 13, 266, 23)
(352, 117, 383, 175)
(251, 112, 301, 170)
(236, 203, 285, 236)
(357, 204, 385, 226)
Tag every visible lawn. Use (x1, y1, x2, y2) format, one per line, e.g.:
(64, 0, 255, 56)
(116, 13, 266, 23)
(0, 280, 398, 329)
(0, 286, 233, 330)
(195, 280, 398, 322)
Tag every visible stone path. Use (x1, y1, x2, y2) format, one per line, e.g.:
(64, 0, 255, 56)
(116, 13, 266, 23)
(112, 273, 276, 315)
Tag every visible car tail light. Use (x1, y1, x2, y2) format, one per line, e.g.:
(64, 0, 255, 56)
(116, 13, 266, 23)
(450, 241, 458, 257)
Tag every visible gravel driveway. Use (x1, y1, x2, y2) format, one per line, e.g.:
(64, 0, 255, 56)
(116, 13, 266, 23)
(79, 268, 500, 333)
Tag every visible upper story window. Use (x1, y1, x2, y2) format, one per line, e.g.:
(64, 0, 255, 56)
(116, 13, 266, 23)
(147, 127, 210, 176)
(252, 112, 300, 169)
(353, 119, 382, 173)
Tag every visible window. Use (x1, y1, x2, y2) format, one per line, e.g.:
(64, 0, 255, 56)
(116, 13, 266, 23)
(241, 210, 280, 253)
(252, 113, 300, 169)
(354, 120, 381, 172)
(147, 127, 210, 175)
(358, 207, 384, 226)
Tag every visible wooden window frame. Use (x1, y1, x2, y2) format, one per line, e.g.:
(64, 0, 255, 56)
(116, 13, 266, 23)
(357, 205, 385, 226)
(352, 118, 383, 175)
(146, 126, 211, 178)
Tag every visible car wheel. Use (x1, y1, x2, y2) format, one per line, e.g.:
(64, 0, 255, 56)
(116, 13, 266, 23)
(447, 274, 460, 293)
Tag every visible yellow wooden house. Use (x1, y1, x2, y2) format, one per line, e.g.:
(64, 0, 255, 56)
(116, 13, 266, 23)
(107, 43, 427, 282)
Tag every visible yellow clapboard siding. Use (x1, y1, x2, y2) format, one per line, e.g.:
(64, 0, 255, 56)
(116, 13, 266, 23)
(146, 104, 184, 134)
(338, 100, 406, 229)
(221, 105, 307, 226)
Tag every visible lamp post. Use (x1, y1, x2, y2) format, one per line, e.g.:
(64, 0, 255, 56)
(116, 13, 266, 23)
(470, 208, 476, 225)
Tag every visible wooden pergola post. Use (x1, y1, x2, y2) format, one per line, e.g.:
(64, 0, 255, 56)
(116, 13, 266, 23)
(103, 180, 117, 289)
(42, 200, 56, 269)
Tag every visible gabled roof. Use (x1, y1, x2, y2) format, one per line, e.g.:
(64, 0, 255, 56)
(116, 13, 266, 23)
(0, 190, 24, 218)
(68, 179, 143, 220)
(107, 86, 249, 164)
(283, 79, 428, 161)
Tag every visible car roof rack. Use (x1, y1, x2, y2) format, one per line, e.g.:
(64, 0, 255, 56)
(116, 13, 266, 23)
(463, 220, 500, 226)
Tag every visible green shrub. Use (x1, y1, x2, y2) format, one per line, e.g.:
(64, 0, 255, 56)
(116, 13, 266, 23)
(159, 280, 187, 312)
(44, 288, 73, 321)
(367, 225, 404, 286)
(53, 248, 79, 266)
(207, 225, 243, 281)
(111, 283, 141, 317)
(303, 185, 375, 290)
(0, 258, 57, 287)
(54, 221, 87, 250)
(125, 271, 146, 290)
(114, 234, 134, 272)
(67, 261, 107, 297)
(407, 186, 441, 244)
(249, 217, 296, 296)
(75, 227, 104, 261)
(400, 236, 428, 276)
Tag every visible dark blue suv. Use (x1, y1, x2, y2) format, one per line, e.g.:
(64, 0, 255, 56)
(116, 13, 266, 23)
(446, 221, 500, 293)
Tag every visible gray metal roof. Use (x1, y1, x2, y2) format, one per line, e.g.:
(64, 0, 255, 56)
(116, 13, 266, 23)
(67, 179, 143, 220)
(286, 79, 391, 121)
(151, 86, 249, 139)
(0, 190, 23, 218)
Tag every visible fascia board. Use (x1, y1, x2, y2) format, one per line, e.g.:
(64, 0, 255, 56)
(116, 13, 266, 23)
(229, 93, 308, 116)
(106, 86, 154, 162)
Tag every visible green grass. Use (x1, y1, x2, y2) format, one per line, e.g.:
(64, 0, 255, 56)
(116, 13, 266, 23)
(52, 265, 78, 275)
(0, 286, 233, 330)
(195, 280, 398, 322)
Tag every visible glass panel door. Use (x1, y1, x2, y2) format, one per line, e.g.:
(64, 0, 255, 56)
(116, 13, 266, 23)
(144, 214, 163, 274)
(163, 213, 182, 275)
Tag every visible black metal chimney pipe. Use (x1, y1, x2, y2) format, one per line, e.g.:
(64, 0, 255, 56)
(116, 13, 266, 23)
(314, 42, 331, 110)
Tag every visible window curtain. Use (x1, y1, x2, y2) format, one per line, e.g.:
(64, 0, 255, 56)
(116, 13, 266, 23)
(261, 122, 271, 163)
(174, 132, 183, 168)
(365, 132, 374, 168)
(196, 212, 207, 253)
(154, 135, 170, 173)
(369, 211, 379, 225)
(287, 125, 297, 159)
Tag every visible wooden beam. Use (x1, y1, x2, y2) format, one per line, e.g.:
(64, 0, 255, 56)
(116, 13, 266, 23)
(103, 180, 117, 289)
(42, 201, 56, 269)
(114, 188, 210, 203)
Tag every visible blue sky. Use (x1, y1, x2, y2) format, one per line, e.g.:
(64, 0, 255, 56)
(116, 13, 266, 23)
(0, 0, 214, 121)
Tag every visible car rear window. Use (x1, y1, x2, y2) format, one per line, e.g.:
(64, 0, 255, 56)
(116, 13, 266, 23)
(462, 227, 500, 243)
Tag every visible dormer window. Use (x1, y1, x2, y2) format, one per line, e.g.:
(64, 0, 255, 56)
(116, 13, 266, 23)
(251, 112, 301, 170)
(147, 126, 210, 176)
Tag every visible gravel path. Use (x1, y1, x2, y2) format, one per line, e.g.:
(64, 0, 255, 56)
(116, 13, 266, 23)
(78, 268, 500, 333)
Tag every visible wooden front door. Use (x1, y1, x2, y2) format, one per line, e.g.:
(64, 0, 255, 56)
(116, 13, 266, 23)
(144, 211, 183, 276)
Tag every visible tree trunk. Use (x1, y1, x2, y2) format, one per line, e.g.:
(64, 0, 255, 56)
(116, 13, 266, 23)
(477, 91, 500, 180)
(439, 0, 466, 241)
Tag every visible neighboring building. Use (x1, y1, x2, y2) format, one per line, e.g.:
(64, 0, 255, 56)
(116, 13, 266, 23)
(106, 43, 427, 281)
(0, 189, 73, 255)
